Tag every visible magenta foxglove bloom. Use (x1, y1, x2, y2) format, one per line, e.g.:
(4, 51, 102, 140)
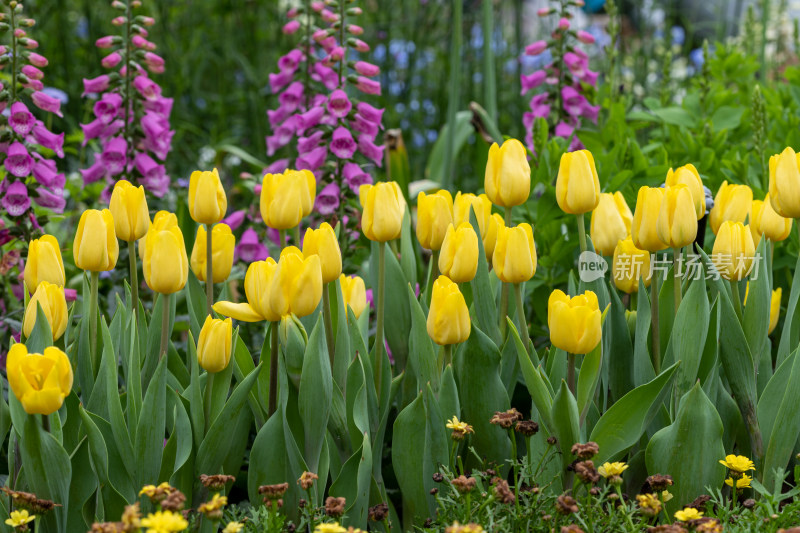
(577, 30, 595, 44)
(8, 102, 35, 136)
(23, 80, 44, 92)
(348, 24, 364, 35)
(521, 70, 547, 94)
(296, 145, 327, 171)
(298, 130, 324, 154)
(354, 61, 379, 77)
(21, 65, 43, 80)
(133, 75, 161, 100)
(93, 92, 123, 124)
(312, 63, 339, 90)
(562, 86, 587, 117)
(283, 20, 301, 35)
(32, 122, 65, 158)
(82, 74, 111, 96)
(557, 18, 570, 30)
(2, 181, 30, 217)
(564, 52, 587, 78)
(279, 81, 305, 111)
(278, 49, 304, 72)
(144, 52, 164, 72)
(267, 105, 292, 128)
(96, 35, 115, 48)
(34, 187, 66, 213)
(80, 159, 106, 184)
(135, 153, 169, 197)
(343, 162, 371, 193)
(352, 39, 370, 53)
(144, 96, 173, 118)
(315, 182, 340, 215)
(327, 46, 345, 63)
(222, 209, 246, 231)
(101, 51, 122, 69)
(327, 89, 351, 118)
(265, 158, 289, 175)
(358, 134, 384, 166)
(235, 228, 269, 263)
(355, 76, 381, 95)
(31, 91, 62, 117)
(101, 136, 127, 175)
(525, 40, 548, 56)
(32, 159, 64, 188)
(351, 113, 379, 137)
(582, 70, 598, 86)
(297, 106, 325, 133)
(132, 34, 155, 49)
(269, 70, 293, 93)
(64, 288, 77, 302)
(330, 126, 357, 159)
(357, 102, 383, 125)
(5, 142, 34, 177)
(27, 52, 48, 67)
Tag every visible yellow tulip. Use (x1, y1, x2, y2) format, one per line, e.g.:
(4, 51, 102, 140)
(769, 146, 800, 218)
(23, 281, 68, 340)
(73, 209, 118, 271)
(749, 200, 764, 244)
(438, 222, 479, 283)
(769, 287, 782, 334)
(590, 192, 632, 256)
(612, 237, 651, 294)
(416, 190, 453, 251)
(24, 234, 64, 294)
(197, 315, 233, 373)
(138, 210, 178, 260)
(711, 221, 755, 282)
(109, 179, 150, 241)
(302, 222, 342, 284)
(492, 223, 537, 284)
(548, 289, 602, 354)
(665, 164, 705, 219)
(483, 213, 505, 258)
(143, 225, 189, 294)
(657, 184, 698, 248)
(189, 168, 227, 225)
(260, 169, 316, 230)
(453, 192, 492, 240)
(6, 344, 72, 415)
(709, 181, 753, 234)
(555, 149, 601, 215)
(427, 275, 471, 345)
(191, 224, 235, 283)
(631, 186, 667, 252)
(213, 258, 280, 322)
(340, 274, 367, 319)
(484, 138, 530, 207)
(753, 193, 792, 242)
(359, 181, 405, 242)
(270, 247, 323, 318)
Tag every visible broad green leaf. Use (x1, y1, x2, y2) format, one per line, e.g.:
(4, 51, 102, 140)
(247, 413, 286, 502)
(399, 205, 418, 289)
(391, 393, 428, 530)
(469, 206, 499, 344)
(407, 284, 439, 393)
(633, 277, 656, 386)
(551, 381, 581, 471)
(668, 275, 709, 398)
(743, 238, 771, 364)
(509, 321, 553, 431)
(298, 315, 332, 473)
(607, 284, 634, 402)
(370, 241, 411, 371)
(777, 254, 800, 365)
(577, 334, 602, 424)
(135, 355, 167, 487)
(22, 415, 71, 531)
(759, 348, 800, 488)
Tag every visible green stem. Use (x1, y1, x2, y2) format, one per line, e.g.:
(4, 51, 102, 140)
(510, 428, 520, 516)
(673, 247, 682, 315)
(567, 353, 576, 396)
(651, 259, 661, 374)
(268, 321, 278, 416)
(615, 485, 635, 530)
(123, 0, 133, 180)
(375, 241, 386, 396)
(158, 293, 170, 360)
(10, 6, 16, 102)
(426, 250, 440, 307)
(499, 207, 513, 337)
(577, 213, 587, 253)
(41, 414, 49, 433)
(206, 224, 214, 315)
(128, 241, 139, 324)
(442, 0, 462, 188)
(203, 371, 214, 434)
(731, 280, 743, 322)
(513, 283, 529, 352)
(89, 271, 99, 374)
(292, 224, 301, 247)
(322, 283, 335, 369)
(443, 343, 453, 370)
(278, 229, 285, 248)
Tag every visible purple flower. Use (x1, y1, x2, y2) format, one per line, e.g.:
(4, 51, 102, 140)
(278, 49, 303, 72)
(101, 136, 127, 176)
(265, 158, 289, 174)
(31, 122, 65, 158)
(520, 70, 546, 94)
(582, 69, 598, 87)
(80, 159, 106, 184)
(31, 91, 63, 117)
(296, 106, 325, 133)
(525, 40, 548, 56)
(564, 52, 587, 78)
(144, 52, 165, 73)
(278, 81, 304, 112)
(82, 74, 111, 96)
(356, 102, 384, 125)
(64, 288, 77, 302)
(96, 36, 115, 48)
(296, 145, 327, 171)
(267, 105, 292, 128)
(32, 159, 64, 188)
(222, 209, 246, 231)
(133, 76, 161, 100)
(351, 114, 380, 137)
(269, 70, 293, 93)
(354, 61, 380, 77)
(581, 101, 600, 123)
(562, 86, 587, 117)
(5, 142, 33, 177)
(297, 130, 324, 153)
(8, 102, 35, 136)
(343, 162, 372, 193)
(101, 51, 121, 68)
(355, 76, 381, 95)
(327, 89, 352, 118)
(134, 152, 168, 194)
(28, 52, 48, 67)
(577, 31, 596, 44)
(283, 20, 301, 35)
(357, 134, 384, 166)
(34, 187, 65, 213)
(315, 182, 340, 215)
(21, 65, 43, 80)
(235, 228, 269, 263)
(144, 96, 173, 118)
(93, 92, 123, 124)
(330, 126, 357, 159)
(2, 181, 30, 216)
(312, 63, 339, 90)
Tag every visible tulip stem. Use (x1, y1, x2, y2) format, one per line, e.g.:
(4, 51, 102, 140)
(499, 207, 513, 337)
(128, 241, 139, 325)
(673, 247, 682, 315)
(375, 241, 387, 396)
(206, 223, 214, 316)
(89, 271, 99, 374)
(576, 213, 587, 253)
(268, 321, 278, 416)
(159, 293, 170, 360)
(567, 353, 576, 396)
(443, 344, 453, 369)
(278, 229, 285, 248)
(292, 225, 301, 247)
(650, 262, 660, 374)
(41, 414, 49, 433)
(322, 282, 335, 369)
(204, 371, 214, 434)
(513, 283, 529, 352)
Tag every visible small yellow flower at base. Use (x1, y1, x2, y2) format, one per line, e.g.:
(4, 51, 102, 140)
(631, 186, 667, 252)
(191, 224, 235, 283)
(303, 222, 342, 284)
(445, 415, 474, 440)
(661, 490, 673, 502)
(23, 281, 68, 340)
(214, 258, 280, 323)
(590, 192, 632, 256)
(270, 247, 323, 318)
(709, 181, 753, 234)
(482, 213, 505, 258)
(5, 509, 35, 527)
(223, 522, 244, 533)
(339, 274, 367, 319)
(725, 474, 752, 489)
(427, 276, 471, 346)
(197, 316, 233, 373)
(446, 522, 487, 533)
(484, 138, 531, 207)
(314, 523, 347, 533)
(492, 223, 537, 284)
(416, 190, 453, 251)
(548, 290, 601, 355)
(598, 461, 628, 478)
(74, 209, 119, 272)
(453, 192, 492, 240)
(359, 181, 405, 242)
(657, 184, 698, 248)
(711, 221, 755, 282)
(719, 454, 755, 474)
(109, 179, 150, 241)
(143, 225, 189, 294)
(612, 237, 651, 294)
(438, 222, 479, 283)
(24, 234, 65, 294)
(674, 507, 703, 521)
(769, 146, 800, 218)
(754, 193, 793, 242)
(555, 149, 601, 215)
(636, 493, 662, 517)
(261, 169, 317, 229)
(140, 510, 189, 533)
(189, 168, 227, 225)
(138, 211, 178, 261)
(666, 164, 705, 219)
(6, 344, 73, 415)
(198, 493, 227, 520)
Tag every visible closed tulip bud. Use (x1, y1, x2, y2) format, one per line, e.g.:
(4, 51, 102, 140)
(631, 187, 667, 252)
(302, 222, 342, 283)
(438, 222, 479, 283)
(484, 138, 531, 207)
(109, 179, 150, 241)
(189, 168, 227, 225)
(657, 184, 698, 248)
(213, 258, 280, 322)
(24, 234, 64, 294)
(612, 237, 651, 294)
(590, 192, 632, 255)
(665, 164, 705, 219)
(754, 193, 792, 242)
(340, 273, 367, 318)
(6, 344, 72, 415)
(191, 224, 235, 283)
(493, 223, 537, 284)
(483, 213, 505, 258)
(143, 225, 189, 294)
(709, 181, 752, 234)
(548, 289, 601, 354)
(711, 221, 755, 282)
(197, 315, 233, 373)
(427, 275, 471, 345)
(769, 147, 800, 218)
(453, 192, 492, 239)
(416, 190, 453, 251)
(74, 209, 119, 271)
(138, 210, 177, 261)
(769, 287, 781, 334)
(261, 169, 316, 229)
(555, 149, 601, 214)
(359, 181, 406, 242)
(749, 200, 764, 244)
(270, 247, 323, 318)
(23, 280, 67, 340)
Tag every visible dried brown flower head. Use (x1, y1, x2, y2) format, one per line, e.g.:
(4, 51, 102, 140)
(561, 526, 585, 533)
(199, 474, 236, 492)
(90, 523, 124, 533)
(490, 408, 523, 429)
(556, 494, 579, 515)
(743, 498, 756, 510)
(688, 494, 711, 511)
(2, 488, 57, 515)
(589, 487, 600, 496)
(325, 496, 347, 518)
(298, 472, 319, 491)
(571, 442, 600, 460)
(647, 526, 687, 533)
(432, 473, 445, 483)
(644, 474, 674, 492)
(368, 502, 389, 522)
(160, 489, 186, 512)
(491, 477, 515, 504)
(574, 460, 600, 484)
(451, 475, 477, 494)
(547, 436, 558, 445)
(121, 503, 141, 531)
(515, 420, 539, 437)
(258, 482, 289, 500)
(692, 518, 723, 533)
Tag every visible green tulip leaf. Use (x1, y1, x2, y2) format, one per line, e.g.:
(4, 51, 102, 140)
(298, 314, 332, 473)
(743, 238, 771, 364)
(509, 320, 553, 431)
(777, 254, 800, 366)
(551, 381, 581, 471)
(134, 354, 167, 487)
(633, 277, 656, 386)
(667, 274, 709, 398)
(607, 283, 634, 402)
(407, 283, 439, 393)
(469, 205, 500, 345)
(22, 414, 71, 531)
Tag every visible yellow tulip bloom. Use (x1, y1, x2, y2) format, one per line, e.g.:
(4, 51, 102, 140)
(359, 181, 405, 242)
(612, 237, 651, 294)
(213, 258, 281, 322)
(555, 149, 601, 215)
(416, 190, 453, 251)
(270, 247, 323, 318)
(340, 274, 367, 319)
(6, 343, 73, 415)
(438, 222, 479, 283)
(138, 210, 178, 261)
(753, 193, 792, 242)
(109, 179, 150, 241)
(24, 234, 65, 294)
(483, 213, 505, 258)
(427, 275, 471, 345)
(484, 138, 530, 207)
(711, 221, 755, 282)
(189, 168, 227, 225)
(665, 164, 705, 219)
(631, 186, 667, 252)
(492, 223, 537, 284)
(143, 225, 189, 294)
(191, 224, 235, 283)
(197, 315, 233, 373)
(261, 169, 316, 230)
(709, 181, 753, 234)
(453, 192, 492, 240)
(73, 209, 118, 271)
(657, 184, 698, 248)
(769, 146, 800, 218)
(23, 281, 68, 340)
(302, 222, 342, 284)
(548, 289, 601, 354)
(590, 192, 632, 256)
